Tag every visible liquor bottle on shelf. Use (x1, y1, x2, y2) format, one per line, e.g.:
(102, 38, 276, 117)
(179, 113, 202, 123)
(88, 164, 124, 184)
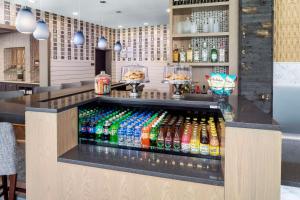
(210, 45, 218, 63)
(201, 42, 208, 62)
(179, 46, 187, 63)
(219, 42, 226, 63)
(193, 43, 200, 63)
(186, 44, 193, 63)
(173, 45, 179, 63)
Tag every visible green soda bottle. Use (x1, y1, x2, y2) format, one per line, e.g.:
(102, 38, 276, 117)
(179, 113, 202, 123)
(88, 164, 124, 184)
(95, 120, 104, 139)
(110, 122, 119, 144)
(150, 124, 158, 149)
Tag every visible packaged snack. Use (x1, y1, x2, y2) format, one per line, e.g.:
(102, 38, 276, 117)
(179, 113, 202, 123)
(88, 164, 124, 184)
(224, 75, 237, 96)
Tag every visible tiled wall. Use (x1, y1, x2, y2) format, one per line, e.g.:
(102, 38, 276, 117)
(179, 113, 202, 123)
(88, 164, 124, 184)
(114, 25, 170, 91)
(0, 1, 170, 88)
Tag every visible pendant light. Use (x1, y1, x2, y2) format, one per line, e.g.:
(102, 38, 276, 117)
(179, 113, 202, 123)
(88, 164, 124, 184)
(73, 0, 85, 47)
(33, 19, 49, 40)
(74, 31, 85, 47)
(15, 6, 36, 34)
(97, 13, 107, 49)
(114, 41, 122, 53)
(33, 0, 49, 40)
(98, 36, 107, 50)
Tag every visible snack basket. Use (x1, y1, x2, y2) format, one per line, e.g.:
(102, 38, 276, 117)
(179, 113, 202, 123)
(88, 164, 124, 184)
(120, 65, 149, 97)
(162, 64, 192, 98)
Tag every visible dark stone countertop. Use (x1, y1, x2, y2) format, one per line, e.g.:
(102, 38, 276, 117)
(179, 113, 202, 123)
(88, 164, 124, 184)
(59, 144, 224, 186)
(0, 84, 279, 130)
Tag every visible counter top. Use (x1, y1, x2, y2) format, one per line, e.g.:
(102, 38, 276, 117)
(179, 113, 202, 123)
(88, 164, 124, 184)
(0, 80, 40, 85)
(59, 144, 224, 186)
(0, 84, 279, 130)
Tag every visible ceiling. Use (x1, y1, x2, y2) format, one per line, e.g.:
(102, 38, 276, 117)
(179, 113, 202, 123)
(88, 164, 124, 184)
(12, 0, 169, 28)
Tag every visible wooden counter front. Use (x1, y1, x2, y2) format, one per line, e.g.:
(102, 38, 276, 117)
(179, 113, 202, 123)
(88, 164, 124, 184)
(25, 108, 281, 200)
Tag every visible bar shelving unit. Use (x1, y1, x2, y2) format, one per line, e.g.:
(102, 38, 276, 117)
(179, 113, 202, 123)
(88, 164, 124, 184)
(169, 0, 238, 84)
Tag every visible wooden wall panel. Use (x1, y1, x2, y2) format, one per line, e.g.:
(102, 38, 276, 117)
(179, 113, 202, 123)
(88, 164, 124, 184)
(57, 108, 78, 156)
(274, 0, 300, 62)
(225, 127, 281, 200)
(58, 162, 224, 200)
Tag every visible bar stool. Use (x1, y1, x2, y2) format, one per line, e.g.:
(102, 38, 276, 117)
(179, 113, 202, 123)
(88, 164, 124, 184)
(0, 122, 17, 200)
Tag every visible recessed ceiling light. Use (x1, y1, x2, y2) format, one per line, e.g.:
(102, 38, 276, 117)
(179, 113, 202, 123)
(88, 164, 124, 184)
(72, 12, 79, 16)
(118, 25, 123, 28)
(166, 8, 171, 13)
(144, 22, 149, 26)
(99, 0, 107, 3)
(28, 0, 36, 3)
(116, 11, 122, 14)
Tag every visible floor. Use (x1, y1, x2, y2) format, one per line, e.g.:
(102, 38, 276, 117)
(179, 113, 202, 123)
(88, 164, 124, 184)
(0, 186, 299, 200)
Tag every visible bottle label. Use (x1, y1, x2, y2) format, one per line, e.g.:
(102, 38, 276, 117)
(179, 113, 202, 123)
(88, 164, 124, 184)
(157, 140, 164, 150)
(181, 143, 190, 153)
(200, 144, 209, 155)
(202, 51, 208, 61)
(211, 53, 217, 62)
(173, 142, 181, 151)
(209, 145, 220, 156)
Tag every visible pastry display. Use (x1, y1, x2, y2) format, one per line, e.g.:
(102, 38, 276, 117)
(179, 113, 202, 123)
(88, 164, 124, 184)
(163, 64, 192, 82)
(123, 70, 145, 81)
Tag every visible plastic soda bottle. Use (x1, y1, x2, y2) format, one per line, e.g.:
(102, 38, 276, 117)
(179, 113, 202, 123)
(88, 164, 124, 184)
(141, 124, 150, 149)
(118, 123, 126, 145)
(109, 122, 119, 144)
(150, 124, 158, 149)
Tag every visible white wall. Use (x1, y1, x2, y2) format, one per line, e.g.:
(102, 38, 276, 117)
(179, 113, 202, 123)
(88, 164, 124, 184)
(273, 62, 300, 133)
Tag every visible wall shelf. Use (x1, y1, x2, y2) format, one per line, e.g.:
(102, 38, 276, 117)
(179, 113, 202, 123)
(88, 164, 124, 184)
(174, 62, 229, 67)
(172, 32, 229, 39)
(172, 2, 230, 10)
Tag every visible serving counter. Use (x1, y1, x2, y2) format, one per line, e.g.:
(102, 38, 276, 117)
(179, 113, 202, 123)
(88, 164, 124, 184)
(25, 89, 281, 200)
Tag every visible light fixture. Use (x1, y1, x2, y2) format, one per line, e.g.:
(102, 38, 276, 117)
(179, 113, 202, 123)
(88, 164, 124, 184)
(116, 11, 122, 14)
(33, 19, 49, 40)
(72, 12, 79, 16)
(73, 0, 85, 47)
(118, 25, 123, 28)
(114, 41, 122, 53)
(28, 0, 36, 3)
(166, 8, 171, 13)
(15, 7, 36, 34)
(144, 22, 149, 26)
(98, 36, 107, 50)
(99, 0, 107, 3)
(74, 31, 85, 47)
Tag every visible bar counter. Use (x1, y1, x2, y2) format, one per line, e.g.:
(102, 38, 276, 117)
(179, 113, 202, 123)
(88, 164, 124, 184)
(22, 86, 284, 200)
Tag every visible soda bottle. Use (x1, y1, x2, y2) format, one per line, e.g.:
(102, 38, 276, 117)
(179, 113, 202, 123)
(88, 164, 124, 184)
(181, 127, 191, 153)
(118, 123, 126, 145)
(126, 125, 134, 146)
(200, 126, 209, 155)
(150, 124, 158, 149)
(190, 127, 200, 154)
(164, 125, 173, 151)
(173, 124, 182, 152)
(95, 120, 104, 139)
(101, 120, 111, 142)
(209, 129, 220, 156)
(141, 124, 150, 149)
(134, 125, 142, 147)
(109, 122, 119, 144)
(157, 124, 166, 150)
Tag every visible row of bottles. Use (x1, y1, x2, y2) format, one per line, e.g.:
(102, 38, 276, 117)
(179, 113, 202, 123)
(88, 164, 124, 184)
(173, 42, 226, 63)
(173, 0, 228, 5)
(79, 106, 223, 157)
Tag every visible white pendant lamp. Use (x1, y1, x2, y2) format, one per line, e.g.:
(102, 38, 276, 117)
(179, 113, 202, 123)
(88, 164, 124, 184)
(98, 36, 107, 50)
(74, 31, 85, 47)
(15, 7, 36, 34)
(33, 19, 49, 40)
(114, 41, 122, 53)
